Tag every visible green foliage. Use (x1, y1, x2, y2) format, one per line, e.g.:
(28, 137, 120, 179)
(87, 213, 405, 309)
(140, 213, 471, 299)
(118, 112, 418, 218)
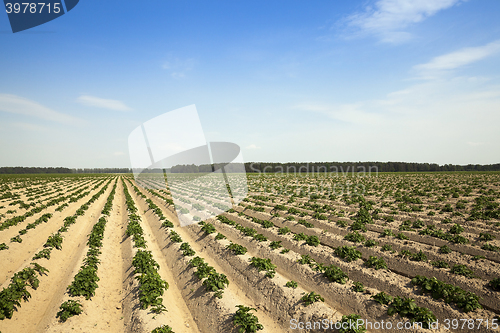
(189, 256, 205, 267)
(381, 229, 395, 237)
(381, 244, 393, 252)
(335, 246, 362, 262)
(226, 242, 248, 255)
(280, 248, 290, 254)
(285, 280, 298, 289)
(305, 235, 320, 247)
(233, 305, 264, 333)
(364, 239, 378, 247)
(312, 212, 327, 220)
(350, 221, 367, 232)
(352, 281, 364, 292)
(300, 291, 324, 306)
(449, 223, 464, 234)
(203, 272, 229, 298)
(396, 233, 409, 240)
(411, 250, 427, 262)
(371, 292, 393, 305)
(482, 243, 500, 252)
(297, 254, 315, 265)
(430, 260, 450, 268)
(194, 263, 216, 279)
(450, 264, 475, 279)
(170, 231, 182, 243)
(56, 300, 82, 322)
(489, 278, 500, 291)
(364, 256, 387, 270)
(261, 220, 274, 228)
(293, 232, 308, 241)
(131, 249, 168, 312)
(337, 314, 366, 333)
(215, 233, 226, 240)
(399, 250, 412, 258)
(323, 264, 348, 284)
(44, 233, 63, 250)
(201, 223, 217, 235)
(297, 219, 314, 228)
(151, 325, 174, 333)
(161, 220, 174, 228)
(440, 245, 452, 254)
(240, 227, 257, 237)
(411, 275, 482, 312)
(479, 232, 495, 241)
(0, 243, 9, 251)
(269, 241, 282, 250)
(387, 297, 437, 329)
(253, 234, 267, 242)
(336, 220, 348, 228)
(249, 257, 276, 278)
(67, 266, 99, 300)
(278, 227, 291, 235)
(412, 220, 425, 229)
(10, 235, 22, 243)
(344, 231, 365, 243)
(180, 242, 195, 256)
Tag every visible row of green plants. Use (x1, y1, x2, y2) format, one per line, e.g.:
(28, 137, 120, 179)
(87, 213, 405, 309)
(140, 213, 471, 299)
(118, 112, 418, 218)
(0, 263, 49, 320)
(122, 179, 169, 314)
(1, 177, 114, 322)
(231, 208, 492, 315)
(56, 181, 117, 322)
(0, 178, 107, 231)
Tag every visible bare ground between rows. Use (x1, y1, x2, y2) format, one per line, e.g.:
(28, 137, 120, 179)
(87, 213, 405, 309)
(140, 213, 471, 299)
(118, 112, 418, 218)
(124, 180, 201, 333)
(238, 204, 500, 282)
(244, 203, 500, 264)
(215, 211, 498, 331)
(127, 180, 287, 333)
(249, 193, 500, 241)
(186, 222, 343, 332)
(0, 181, 114, 333)
(0, 182, 110, 286)
(234, 208, 500, 313)
(0, 179, 102, 240)
(43, 179, 126, 333)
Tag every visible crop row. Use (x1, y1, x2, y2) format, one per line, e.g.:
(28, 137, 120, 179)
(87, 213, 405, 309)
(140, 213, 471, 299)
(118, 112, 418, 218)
(0, 179, 113, 322)
(122, 179, 170, 317)
(56, 180, 117, 322)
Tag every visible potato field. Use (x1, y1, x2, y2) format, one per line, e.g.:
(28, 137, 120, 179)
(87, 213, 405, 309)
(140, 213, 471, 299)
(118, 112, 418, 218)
(0, 172, 499, 333)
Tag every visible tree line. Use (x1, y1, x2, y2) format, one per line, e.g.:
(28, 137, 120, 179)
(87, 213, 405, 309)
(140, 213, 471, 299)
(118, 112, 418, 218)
(0, 167, 73, 174)
(1, 162, 499, 174)
(167, 162, 500, 173)
(243, 162, 500, 173)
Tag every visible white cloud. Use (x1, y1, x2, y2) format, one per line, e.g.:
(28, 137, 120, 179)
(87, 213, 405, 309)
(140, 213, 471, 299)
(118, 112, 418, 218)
(294, 103, 382, 125)
(11, 122, 47, 131)
(114, 151, 126, 156)
(414, 40, 500, 76)
(77, 95, 132, 111)
(292, 78, 500, 164)
(162, 56, 196, 79)
(346, 0, 463, 42)
(0, 94, 82, 124)
(246, 144, 260, 149)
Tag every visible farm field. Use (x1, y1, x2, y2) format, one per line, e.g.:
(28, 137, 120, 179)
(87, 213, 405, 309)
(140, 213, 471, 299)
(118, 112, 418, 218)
(0, 172, 499, 333)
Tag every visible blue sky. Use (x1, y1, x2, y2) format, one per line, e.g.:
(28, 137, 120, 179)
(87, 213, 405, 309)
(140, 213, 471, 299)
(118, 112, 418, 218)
(1, 0, 500, 168)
